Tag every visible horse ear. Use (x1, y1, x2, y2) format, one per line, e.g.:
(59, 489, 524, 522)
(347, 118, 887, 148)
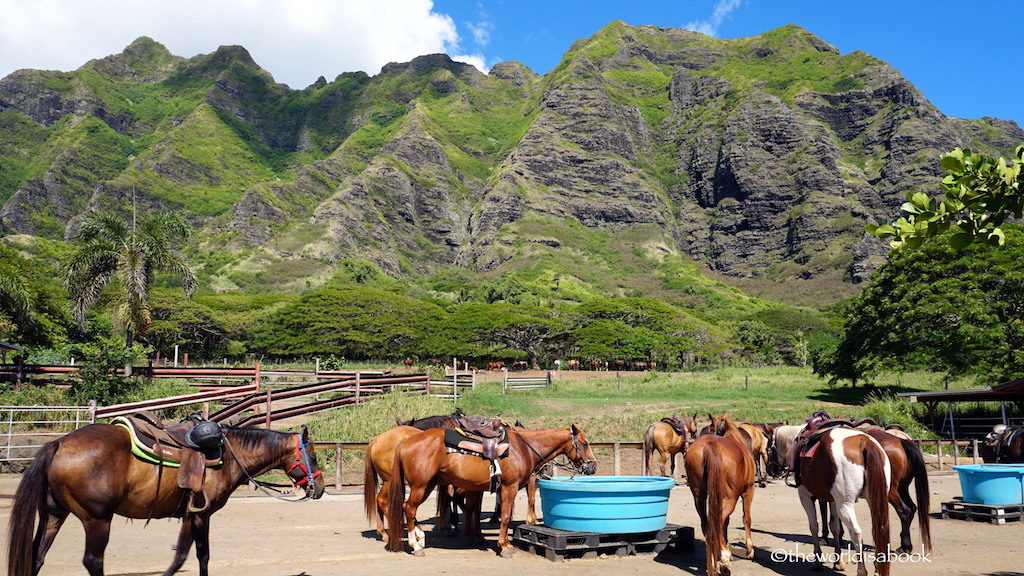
(571, 423, 581, 435)
(707, 413, 714, 421)
(301, 425, 310, 441)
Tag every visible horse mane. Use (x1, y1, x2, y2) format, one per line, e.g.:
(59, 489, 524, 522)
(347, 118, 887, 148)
(222, 426, 292, 451)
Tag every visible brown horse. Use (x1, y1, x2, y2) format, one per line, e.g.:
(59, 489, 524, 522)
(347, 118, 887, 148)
(683, 414, 756, 576)
(8, 422, 324, 576)
(365, 412, 465, 541)
(735, 422, 770, 488)
(643, 414, 698, 477)
(386, 424, 597, 557)
(798, 427, 891, 576)
(861, 429, 932, 555)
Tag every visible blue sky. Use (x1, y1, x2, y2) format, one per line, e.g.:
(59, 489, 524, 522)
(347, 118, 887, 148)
(1, 0, 1020, 126)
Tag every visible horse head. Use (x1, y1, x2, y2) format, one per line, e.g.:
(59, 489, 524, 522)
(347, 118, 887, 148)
(285, 426, 326, 499)
(567, 424, 598, 475)
(709, 413, 730, 435)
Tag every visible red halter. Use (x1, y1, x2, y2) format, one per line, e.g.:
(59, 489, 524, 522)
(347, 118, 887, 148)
(285, 434, 322, 487)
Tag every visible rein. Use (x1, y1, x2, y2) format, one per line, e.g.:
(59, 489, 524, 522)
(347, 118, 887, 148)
(515, 428, 593, 478)
(222, 433, 320, 502)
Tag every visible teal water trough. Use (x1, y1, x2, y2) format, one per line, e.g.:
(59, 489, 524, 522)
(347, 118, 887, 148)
(952, 464, 1024, 506)
(538, 475, 675, 533)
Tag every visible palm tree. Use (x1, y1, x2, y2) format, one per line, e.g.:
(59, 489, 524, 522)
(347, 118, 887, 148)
(65, 210, 197, 351)
(0, 266, 36, 340)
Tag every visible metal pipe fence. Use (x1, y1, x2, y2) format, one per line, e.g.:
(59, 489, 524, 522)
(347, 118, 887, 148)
(1, 405, 95, 461)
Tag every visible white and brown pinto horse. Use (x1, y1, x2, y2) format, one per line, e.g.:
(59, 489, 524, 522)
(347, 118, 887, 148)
(798, 427, 891, 576)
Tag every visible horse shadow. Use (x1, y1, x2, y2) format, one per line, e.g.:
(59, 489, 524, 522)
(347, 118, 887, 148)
(808, 384, 926, 406)
(653, 538, 823, 576)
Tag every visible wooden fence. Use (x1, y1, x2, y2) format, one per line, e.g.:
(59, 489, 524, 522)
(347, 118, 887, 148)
(502, 369, 552, 392)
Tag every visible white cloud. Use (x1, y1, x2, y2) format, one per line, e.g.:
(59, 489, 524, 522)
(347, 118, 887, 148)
(451, 53, 488, 73)
(684, 0, 742, 38)
(0, 0, 467, 88)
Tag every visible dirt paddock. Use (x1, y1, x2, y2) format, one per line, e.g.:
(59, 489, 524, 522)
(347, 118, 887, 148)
(1, 472, 1018, 576)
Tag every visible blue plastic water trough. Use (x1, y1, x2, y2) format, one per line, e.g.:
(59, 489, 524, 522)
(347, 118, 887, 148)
(952, 464, 1024, 506)
(538, 476, 675, 533)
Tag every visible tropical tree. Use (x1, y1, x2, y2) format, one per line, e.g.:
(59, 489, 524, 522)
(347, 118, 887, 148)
(814, 225, 1024, 386)
(869, 145, 1024, 249)
(250, 285, 444, 359)
(65, 210, 197, 348)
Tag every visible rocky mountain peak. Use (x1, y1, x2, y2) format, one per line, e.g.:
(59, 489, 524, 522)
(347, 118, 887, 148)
(85, 36, 181, 82)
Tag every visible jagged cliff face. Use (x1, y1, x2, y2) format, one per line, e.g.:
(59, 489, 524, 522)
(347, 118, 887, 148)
(1, 24, 1021, 293)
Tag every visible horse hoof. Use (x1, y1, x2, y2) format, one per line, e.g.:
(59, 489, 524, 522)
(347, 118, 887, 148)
(758, 481, 767, 488)
(380, 534, 389, 543)
(719, 565, 731, 576)
(412, 549, 425, 557)
(499, 548, 515, 558)
(834, 561, 845, 571)
(896, 546, 911, 555)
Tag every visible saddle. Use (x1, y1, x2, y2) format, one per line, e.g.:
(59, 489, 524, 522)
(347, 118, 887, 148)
(444, 416, 510, 487)
(112, 412, 224, 513)
(790, 418, 857, 487)
(661, 415, 689, 437)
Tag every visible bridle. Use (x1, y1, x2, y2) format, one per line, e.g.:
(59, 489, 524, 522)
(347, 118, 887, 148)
(517, 427, 596, 477)
(223, 432, 322, 501)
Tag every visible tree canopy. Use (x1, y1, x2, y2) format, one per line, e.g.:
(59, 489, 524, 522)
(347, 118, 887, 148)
(814, 225, 1024, 385)
(250, 285, 445, 358)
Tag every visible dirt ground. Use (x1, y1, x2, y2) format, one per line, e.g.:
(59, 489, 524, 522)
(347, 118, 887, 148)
(1, 472, 1019, 576)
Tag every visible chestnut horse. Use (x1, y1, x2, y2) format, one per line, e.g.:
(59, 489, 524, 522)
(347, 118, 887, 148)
(386, 424, 597, 557)
(365, 412, 466, 540)
(8, 423, 324, 576)
(643, 414, 697, 477)
(683, 414, 756, 576)
(798, 427, 891, 576)
(862, 429, 932, 555)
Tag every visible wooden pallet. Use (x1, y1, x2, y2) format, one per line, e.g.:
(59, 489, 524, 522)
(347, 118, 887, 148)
(512, 523, 694, 562)
(941, 498, 1024, 524)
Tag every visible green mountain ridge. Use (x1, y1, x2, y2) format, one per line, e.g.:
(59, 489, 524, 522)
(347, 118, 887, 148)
(0, 22, 1021, 310)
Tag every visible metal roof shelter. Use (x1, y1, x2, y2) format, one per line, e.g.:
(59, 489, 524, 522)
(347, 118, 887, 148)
(898, 378, 1024, 440)
(0, 340, 24, 362)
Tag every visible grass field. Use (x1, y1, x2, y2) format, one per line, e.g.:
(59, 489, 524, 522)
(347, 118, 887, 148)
(305, 367, 960, 444)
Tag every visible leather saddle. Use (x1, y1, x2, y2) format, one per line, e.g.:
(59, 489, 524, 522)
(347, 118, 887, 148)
(444, 416, 510, 462)
(661, 415, 689, 437)
(790, 418, 858, 487)
(112, 412, 223, 513)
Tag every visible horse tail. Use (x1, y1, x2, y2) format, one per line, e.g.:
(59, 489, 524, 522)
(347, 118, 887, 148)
(642, 424, 655, 474)
(363, 446, 378, 523)
(704, 442, 726, 573)
(385, 445, 406, 552)
(864, 439, 891, 576)
(902, 437, 932, 555)
(9, 441, 58, 576)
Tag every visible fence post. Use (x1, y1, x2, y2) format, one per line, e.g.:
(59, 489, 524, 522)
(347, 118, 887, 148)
(254, 361, 261, 391)
(335, 444, 343, 491)
(613, 442, 621, 476)
(264, 387, 272, 429)
(355, 372, 361, 405)
(546, 371, 552, 388)
(502, 368, 508, 394)
(5, 408, 12, 461)
(425, 368, 431, 395)
(640, 442, 647, 476)
(972, 439, 979, 464)
(935, 439, 943, 470)
(952, 441, 960, 466)
(89, 399, 97, 423)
